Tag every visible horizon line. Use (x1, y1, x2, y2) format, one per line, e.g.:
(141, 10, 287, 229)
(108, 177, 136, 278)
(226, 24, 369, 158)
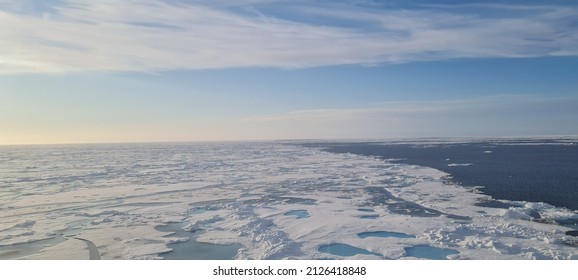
(2, 134, 577, 147)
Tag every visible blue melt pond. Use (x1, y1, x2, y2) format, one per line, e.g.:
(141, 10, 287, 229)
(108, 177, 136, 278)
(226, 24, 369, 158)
(318, 243, 383, 257)
(284, 210, 309, 219)
(189, 208, 207, 215)
(359, 215, 380, 219)
(357, 208, 375, 213)
(156, 223, 241, 260)
(405, 245, 459, 260)
(358, 231, 415, 239)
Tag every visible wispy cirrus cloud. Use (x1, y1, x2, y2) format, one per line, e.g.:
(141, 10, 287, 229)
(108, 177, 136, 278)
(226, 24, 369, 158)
(240, 95, 578, 138)
(1, 0, 577, 74)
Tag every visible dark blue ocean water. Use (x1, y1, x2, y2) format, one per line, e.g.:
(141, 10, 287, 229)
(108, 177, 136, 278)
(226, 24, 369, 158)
(302, 138, 578, 211)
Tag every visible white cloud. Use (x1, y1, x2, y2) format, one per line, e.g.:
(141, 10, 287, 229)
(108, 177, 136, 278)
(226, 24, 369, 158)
(1, 0, 577, 74)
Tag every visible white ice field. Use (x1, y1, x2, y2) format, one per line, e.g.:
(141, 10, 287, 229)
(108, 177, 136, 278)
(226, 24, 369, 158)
(0, 142, 576, 260)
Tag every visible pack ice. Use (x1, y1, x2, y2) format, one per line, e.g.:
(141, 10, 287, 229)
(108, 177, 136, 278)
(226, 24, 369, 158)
(0, 142, 576, 260)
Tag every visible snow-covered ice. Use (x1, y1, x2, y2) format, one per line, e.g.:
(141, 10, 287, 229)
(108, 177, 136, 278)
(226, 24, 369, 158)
(0, 142, 576, 260)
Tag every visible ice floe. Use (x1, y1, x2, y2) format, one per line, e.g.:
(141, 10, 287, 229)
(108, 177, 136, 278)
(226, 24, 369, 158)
(0, 142, 576, 260)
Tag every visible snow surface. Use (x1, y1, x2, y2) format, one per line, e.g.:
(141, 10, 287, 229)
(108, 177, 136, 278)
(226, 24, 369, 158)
(0, 142, 576, 260)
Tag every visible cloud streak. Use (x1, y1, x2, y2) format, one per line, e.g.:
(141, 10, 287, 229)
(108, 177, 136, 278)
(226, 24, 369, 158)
(240, 95, 578, 138)
(1, 0, 577, 73)
(243, 95, 575, 121)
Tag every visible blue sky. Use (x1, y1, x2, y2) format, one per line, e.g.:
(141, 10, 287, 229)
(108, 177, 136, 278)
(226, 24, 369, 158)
(1, 0, 577, 144)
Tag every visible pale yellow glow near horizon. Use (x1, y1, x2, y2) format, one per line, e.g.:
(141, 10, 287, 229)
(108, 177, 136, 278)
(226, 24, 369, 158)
(0, 119, 333, 146)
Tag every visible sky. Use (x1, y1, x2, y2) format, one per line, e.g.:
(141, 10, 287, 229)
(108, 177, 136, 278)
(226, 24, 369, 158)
(1, 0, 577, 145)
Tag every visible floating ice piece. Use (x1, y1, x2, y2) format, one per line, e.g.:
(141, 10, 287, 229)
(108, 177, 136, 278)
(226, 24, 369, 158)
(447, 163, 473, 167)
(500, 208, 532, 220)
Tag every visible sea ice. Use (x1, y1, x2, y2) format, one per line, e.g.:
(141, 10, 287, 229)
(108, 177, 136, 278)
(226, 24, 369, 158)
(0, 142, 576, 260)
